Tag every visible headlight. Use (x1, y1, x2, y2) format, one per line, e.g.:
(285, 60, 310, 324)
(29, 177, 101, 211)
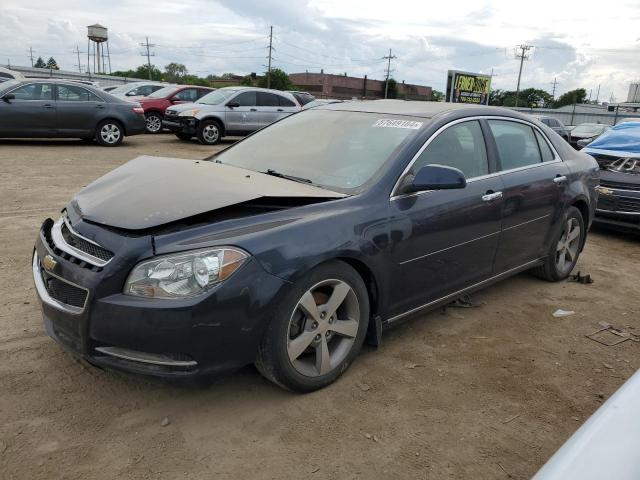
(178, 108, 200, 117)
(124, 247, 248, 299)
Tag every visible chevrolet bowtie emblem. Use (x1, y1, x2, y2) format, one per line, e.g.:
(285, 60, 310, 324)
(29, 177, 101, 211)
(43, 254, 57, 272)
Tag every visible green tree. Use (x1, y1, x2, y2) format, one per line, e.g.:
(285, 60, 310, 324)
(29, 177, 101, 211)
(34, 56, 46, 68)
(431, 89, 444, 101)
(489, 88, 553, 107)
(134, 64, 162, 81)
(240, 75, 253, 86)
(257, 68, 293, 90)
(45, 57, 59, 70)
(164, 62, 188, 83)
(553, 88, 587, 108)
(383, 78, 398, 99)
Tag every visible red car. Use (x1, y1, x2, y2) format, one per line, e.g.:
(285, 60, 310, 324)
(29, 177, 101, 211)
(134, 85, 214, 133)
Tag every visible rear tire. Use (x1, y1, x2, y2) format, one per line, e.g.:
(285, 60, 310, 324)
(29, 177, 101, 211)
(197, 119, 222, 145)
(174, 132, 192, 141)
(256, 261, 370, 392)
(532, 206, 585, 281)
(144, 112, 163, 134)
(95, 120, 124, 147)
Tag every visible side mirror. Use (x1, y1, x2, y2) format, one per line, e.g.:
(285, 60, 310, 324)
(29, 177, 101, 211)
(227, 101, 240, 108)
(2, 93, 15, 103)
(401, 164, 466, 194)
(125, 91, 137, 96)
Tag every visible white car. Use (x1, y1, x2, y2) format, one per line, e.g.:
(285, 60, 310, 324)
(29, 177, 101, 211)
(0, 67, 25, 83)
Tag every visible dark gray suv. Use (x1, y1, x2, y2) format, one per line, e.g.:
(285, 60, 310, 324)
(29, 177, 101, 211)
(0, 79, 146, 146)
(163, 87, 301, 145)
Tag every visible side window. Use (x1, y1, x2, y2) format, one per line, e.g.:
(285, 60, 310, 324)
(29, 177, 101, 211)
(541, 118, 551, 126)
(57, 85, 102, 102)
(174, 89, 198, 102)
(196, 89, 210, 99)
(278, 95, 296, 107)
(150, 85, 164, 93)
(412, 121, 488, 179)
(488, 120, 542, 171)
(233, 91, 257, 107)
(257, 92, 280, 107)
(535, 130, 555, 162)
(10, 83, 54, 100)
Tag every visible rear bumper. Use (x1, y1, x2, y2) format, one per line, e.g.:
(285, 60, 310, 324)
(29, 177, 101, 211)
(33, 219, 288, 379)
(125, 115, 146, 136)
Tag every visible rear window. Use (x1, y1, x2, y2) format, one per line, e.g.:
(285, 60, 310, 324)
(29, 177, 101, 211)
(293, 92, 315, 105)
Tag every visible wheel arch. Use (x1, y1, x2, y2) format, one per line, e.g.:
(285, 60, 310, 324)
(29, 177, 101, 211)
(96, 117, 126, 136)
(570, 196, 590, 251)
(198, 115, 226, 136)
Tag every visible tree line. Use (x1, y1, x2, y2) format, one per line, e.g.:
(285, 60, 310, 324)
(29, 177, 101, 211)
(489, 88, 588, 108)
(32, 56, 60, 70)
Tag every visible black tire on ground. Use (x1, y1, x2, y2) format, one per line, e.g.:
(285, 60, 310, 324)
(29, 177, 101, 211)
(532, 206, 585, 282)
(196, 119, 222, 145)
(95, 120, 124, 147)
(255, 260, 370, 393)
(174, 132, 193, 141)
(145, 112, 163, 134)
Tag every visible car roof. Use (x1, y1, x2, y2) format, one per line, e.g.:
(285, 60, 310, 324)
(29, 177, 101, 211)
(322, 99, 519, 119)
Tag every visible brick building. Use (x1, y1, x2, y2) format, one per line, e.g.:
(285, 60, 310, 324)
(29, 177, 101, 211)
(289, 72, 432, 101)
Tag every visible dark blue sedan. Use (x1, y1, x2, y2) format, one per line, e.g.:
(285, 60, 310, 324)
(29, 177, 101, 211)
(32, 101, 599, 391)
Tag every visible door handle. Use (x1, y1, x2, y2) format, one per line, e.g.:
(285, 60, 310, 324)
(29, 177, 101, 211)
(482, 191, 503, 202)
(43, 103, 54, 109)
(553, 175, 567, 184)
(96, 104, 105, 109)
(277, 108, 283, 112)
(250, 108, 257, 111)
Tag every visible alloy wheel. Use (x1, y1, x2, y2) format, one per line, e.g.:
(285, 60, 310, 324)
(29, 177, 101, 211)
(202, 124, 219, 143)
(556, 218, 581, 274)
(100, 124, 121, 144)
(287, 279, 360, 377)
(146, 114, 162, 133)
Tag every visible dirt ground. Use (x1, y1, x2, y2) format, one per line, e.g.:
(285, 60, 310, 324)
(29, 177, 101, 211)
(0, 134, 638, 480)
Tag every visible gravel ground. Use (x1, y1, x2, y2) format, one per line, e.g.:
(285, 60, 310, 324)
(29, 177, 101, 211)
(0, 134, 638, 479)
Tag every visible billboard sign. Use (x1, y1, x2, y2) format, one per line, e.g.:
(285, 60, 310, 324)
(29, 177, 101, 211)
(446, 70, 491, 105)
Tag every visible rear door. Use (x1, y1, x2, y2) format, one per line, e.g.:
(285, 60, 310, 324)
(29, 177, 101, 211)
(0, 82, 56, 136)
(225, 91, 260, 133)
(55, 84, 106, 136)
(387, 120, 504, 316)
(256, 92, 282, 127)
(487, 119, 570, 272)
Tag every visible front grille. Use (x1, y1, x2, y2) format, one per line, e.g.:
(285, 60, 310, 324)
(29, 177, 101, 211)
(592, 154, 620, 169)
(41, 268, 88, 308)
(42, 220, 101, 272)
(598, 195, 640, 213)
(600, 180, 640, 192)
(61, 220, 113, 261)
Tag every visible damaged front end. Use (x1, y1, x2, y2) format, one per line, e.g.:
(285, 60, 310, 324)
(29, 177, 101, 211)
(593, 155, 640, 230)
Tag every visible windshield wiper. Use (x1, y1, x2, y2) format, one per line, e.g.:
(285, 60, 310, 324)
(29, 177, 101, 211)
(264, 169, 313, 184)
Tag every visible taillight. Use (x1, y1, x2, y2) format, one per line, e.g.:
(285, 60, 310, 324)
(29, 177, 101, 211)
(132, 106, 144, 115)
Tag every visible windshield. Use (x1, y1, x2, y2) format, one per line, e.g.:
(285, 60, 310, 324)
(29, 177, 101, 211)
(108, 83, 145, 95)
(215, 109, 424, 192)
(0, 79, 19, 92)
(573, 124, 605, 135)
(147, 86, 180, 98)
(197, 89, 238, 105)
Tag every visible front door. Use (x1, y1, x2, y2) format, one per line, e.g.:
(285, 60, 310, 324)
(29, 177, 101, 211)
(55, 84, 105, 136)
(0, 82, 56, 136)
(387, 120, 503, 317)
(225, 91, 260, 133)
(486, 119, 570, 272)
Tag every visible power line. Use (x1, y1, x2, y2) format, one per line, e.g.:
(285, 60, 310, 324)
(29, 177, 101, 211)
(140, 36, 156, 80)
(383, 48, 397, 99)
(267, 26, 273, 88)
(514, 44, 532, 107)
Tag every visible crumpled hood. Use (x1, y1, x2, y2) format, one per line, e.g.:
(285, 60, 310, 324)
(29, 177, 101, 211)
(67, 156, 345, 230)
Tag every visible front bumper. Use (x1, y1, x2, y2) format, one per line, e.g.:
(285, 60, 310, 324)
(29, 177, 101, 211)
(33, 219, 288, 378)
(162, 116, 197, 135)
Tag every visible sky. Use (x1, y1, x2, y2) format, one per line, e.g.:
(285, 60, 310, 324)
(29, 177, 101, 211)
(1, 0, 639, 101)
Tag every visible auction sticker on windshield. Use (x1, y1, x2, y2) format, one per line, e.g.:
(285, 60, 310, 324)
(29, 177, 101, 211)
(373, 119, 423, 129)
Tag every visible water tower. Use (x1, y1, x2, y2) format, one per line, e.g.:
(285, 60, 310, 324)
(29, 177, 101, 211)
(87, 24, 111, 75)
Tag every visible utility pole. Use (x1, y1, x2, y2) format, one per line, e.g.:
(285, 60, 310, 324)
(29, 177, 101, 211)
(140, 37, 156, 80)
(383, 48, 397, 99)
(514, 44, 532, 107)
(28, 47, 35, 67)
(267, 26, 273, 89)
(550, 77, 558, 100)
(595, 84, 601, 103)
(74, 45, 82, 73)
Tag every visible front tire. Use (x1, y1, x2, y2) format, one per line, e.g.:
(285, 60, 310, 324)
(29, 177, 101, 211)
(197, 119, 222, 145)
(95, 120, 124, 147)
(533, 206, 585, 281)
(256, 261, 370, 392)
(145, 112, 163, 134)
